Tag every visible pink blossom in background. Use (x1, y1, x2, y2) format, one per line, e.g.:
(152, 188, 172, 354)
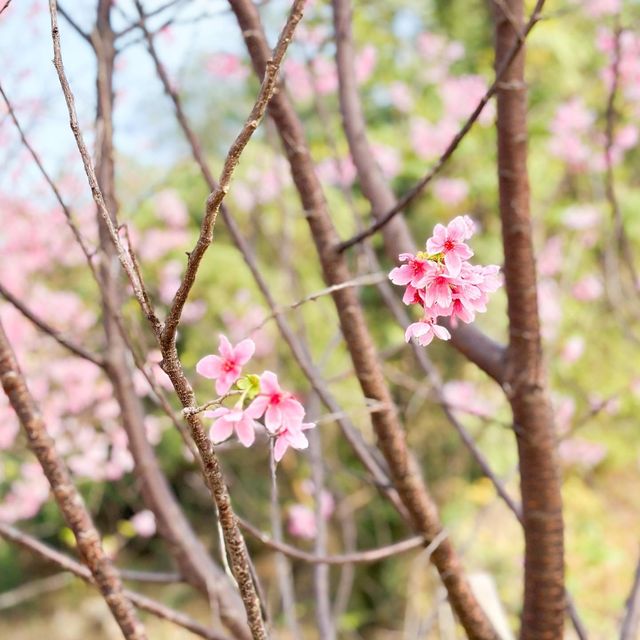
(0, 398, 19, 449)
(130, 510, 157, 537)
(538, 236, 564, 277)
(287, 504, 317, 539)
(389, 82, 414, 112)
(284, 59, 314, 103)
(537, 279, 562, 340)
(561, 336, 585, 364)
(410, 117, 460, 160)
(311, 57, 338, 95)
(355, 45, 377, 84)
(582, 0, 621, 18)
(287, 490, 334, 539)
(554, 395, 576, 436)
(316, 156, 357, 187)
(0, 463, 50, 524)
(197, 335, 256, 396)
(433, 178, 469, 206)
(558, 439, 607, 468)
(548, 98, 595, 171)
(136, 228, 189, 262)
(249, 371, 305, 433)
(439, 75, 495, 126)
(206, 52, 248, 79)
(221, 302, 272, 358)
(442, 380, 496, 419)
(154, 189, 189, 227)
(204, 404, 261, 447)
(562, 204, 601, 231)
(371, 143, 401, 179)
(572, 274, 604, 301)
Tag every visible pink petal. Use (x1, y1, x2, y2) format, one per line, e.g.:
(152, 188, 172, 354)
(273, 436, 289, 462)
(247, 395, 269, 419)
(233, 338, 255, 365)
(260, 371, 280, 395)
(204, 407, 229, 419)
(265, 404, 283, 433)
(218, 334, 234, 360)
(235, 416, 256, 447)
(444, 251, 462, 276)
(433, 324, 451, 341)
(282, 398, 305, 426)
(196, 355, 223, 379)
(215, 372, 237, 396)
(286, 429, 309, 450)
(210, 417, 234, 443)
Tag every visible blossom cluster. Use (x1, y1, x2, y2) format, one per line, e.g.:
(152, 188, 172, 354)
(196, 336, 314, 461)
(389, 216, 502, 346)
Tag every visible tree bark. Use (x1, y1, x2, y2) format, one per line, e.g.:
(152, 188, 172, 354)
(494, 3, 565, 638)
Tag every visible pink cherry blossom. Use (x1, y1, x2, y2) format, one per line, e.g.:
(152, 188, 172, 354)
(249, 371, 305, 433)
(389, 253, 432, 289)
(273, 421, 315, 462)
(196, 335, 255, 396)
(206, 53, 248, 79)
(287, 504, 317, 539)
(421, 264, 459, 308)
(426, 217, 474, 276)
(572, 274, 603, 301)
(433, 178, 469, 205)
(130, 510, 157, 537)
(405, 318, 451, 346)
(204, 404, 262, 447)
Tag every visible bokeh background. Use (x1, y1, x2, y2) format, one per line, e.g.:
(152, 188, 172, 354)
(1, 0, 640, 637)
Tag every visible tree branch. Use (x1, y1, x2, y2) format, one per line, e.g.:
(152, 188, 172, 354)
(493, 2, 564, 638)
(0, 523, 228, 640)
(0, 320, 146, 640)
(335, 0, 545, 253)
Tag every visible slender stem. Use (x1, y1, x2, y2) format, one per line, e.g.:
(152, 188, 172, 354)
(0, 321, 147, 640)
(269, 443, 301, 638)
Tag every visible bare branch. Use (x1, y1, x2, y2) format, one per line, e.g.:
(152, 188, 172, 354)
(155, 0, 306, 352)
(0, 281, 104, 367)
(57, 2, 92, 44)
(0, 321, 146, 639)
(238, 516, 444, 565)
(0, 523, 229, 640)
(47, 0, 162, 334)
(335, 0, 546, 253)
(621, 550, 640, 640)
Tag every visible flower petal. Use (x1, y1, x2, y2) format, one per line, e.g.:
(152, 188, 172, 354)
(235, 417, 256, 447)
(210, 417, 234, 443)
(196, 355, 223, 379)
(260, 371, 280, 395)
(234, 338, 255, 365)
(218, 335, 234, 360)
(273, 436, 289, 462)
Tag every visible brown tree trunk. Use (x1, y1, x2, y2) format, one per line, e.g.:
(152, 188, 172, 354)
(227, 1, 499, 638)
(494, 3, 565, 638)
(91, 4, 250, 637)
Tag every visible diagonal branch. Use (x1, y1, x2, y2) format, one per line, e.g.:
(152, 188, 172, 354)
(226, 1, 500, 637)
(155, 0, 306, 352)
(335, 0, 545, 253)
(0, 281, 104, 367)
(0, 320, 146, 640)
(0, 522, 229, 640)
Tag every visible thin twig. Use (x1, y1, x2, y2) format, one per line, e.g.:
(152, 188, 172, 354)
(247, 272, 386, 334)
(0, 281, 104, 367)
(238, 516, 443, 565)
(0, 321, 146, 639)
(156, 0, 306, 352)
(269, 443, 301, 639)
(336, 0, 546, 252)
(621, 550, 640, 640)
(0, 522, 228, 640)
(48, 0, 162, 334)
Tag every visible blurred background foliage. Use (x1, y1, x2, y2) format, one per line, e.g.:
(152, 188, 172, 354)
(1, 0, 640, 637)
